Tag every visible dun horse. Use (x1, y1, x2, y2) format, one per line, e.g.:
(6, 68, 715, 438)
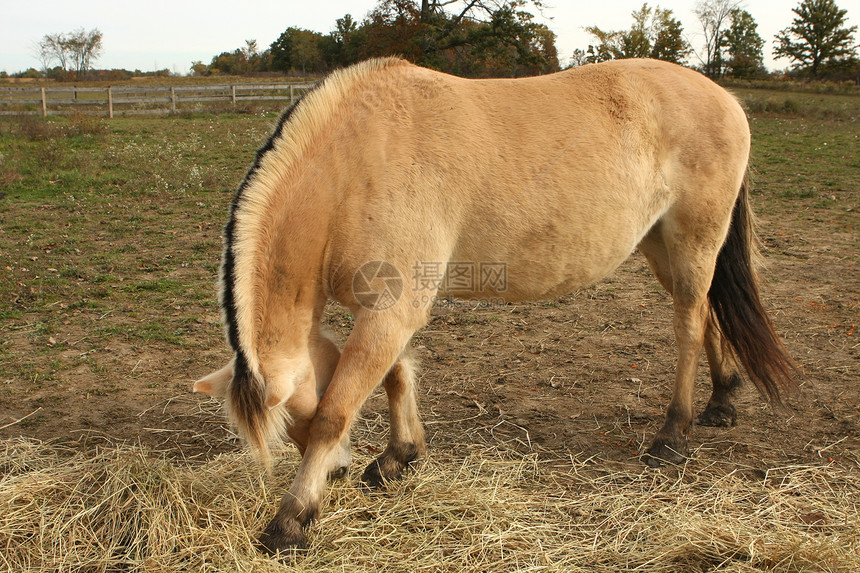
(193, 57, 796, 554)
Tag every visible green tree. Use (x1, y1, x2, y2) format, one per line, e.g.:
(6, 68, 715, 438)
(458, 3, 558, 75)
(326, 14, 360, 66)
(586, 4, 690, 64)
(774, 0, 858, 76)
(650, 8, 690, 63)
(291, 29, 325, 73)
(270, 28, 324, 73)
(568, 48, 588, 68)
(270, 28, 300, 72)
(722, 9, 765, 78)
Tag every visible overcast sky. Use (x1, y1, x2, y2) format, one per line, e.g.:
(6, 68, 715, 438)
(2, 1, 857, 75)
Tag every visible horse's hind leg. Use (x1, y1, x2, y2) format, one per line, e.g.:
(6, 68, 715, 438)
(640, 226, 744, 431)
(638, 221, 722, 466)
(697, 322, 742, 427)
(361, 350, 426, 488)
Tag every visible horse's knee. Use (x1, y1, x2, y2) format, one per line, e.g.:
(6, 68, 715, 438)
(382, 360, 407, 397)
(309, 408, 349, 445)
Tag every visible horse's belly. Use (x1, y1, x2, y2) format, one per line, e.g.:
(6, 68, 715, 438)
(442, 227, 639, 302)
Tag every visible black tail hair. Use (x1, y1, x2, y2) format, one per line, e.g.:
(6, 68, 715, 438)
(228, 350, 273, 463)
(708, 175, 799, 403)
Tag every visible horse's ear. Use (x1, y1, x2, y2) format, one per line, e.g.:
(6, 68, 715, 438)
(193, 361, 233, 397)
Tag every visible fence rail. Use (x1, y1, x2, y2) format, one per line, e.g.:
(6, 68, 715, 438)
(0, 82, 317, 117)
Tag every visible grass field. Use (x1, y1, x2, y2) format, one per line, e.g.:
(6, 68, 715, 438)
(0, 87, 858, 571)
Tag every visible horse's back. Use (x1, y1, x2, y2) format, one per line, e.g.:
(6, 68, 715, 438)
(326, 59, 750, 303)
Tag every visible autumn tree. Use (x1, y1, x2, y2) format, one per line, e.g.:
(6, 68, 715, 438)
(359, 0, 426, 61)
(216, 1, 557, 77)
(204, 39, 269, 75)
(67, 28, 103, 75)
(240, 40, 259, 75)
(694, 0, 740, 78)
(774, 0, 858, 76)
(37, 33, 68, 73)
(37, 28, 103, 77)
(332, 0, 558, 76)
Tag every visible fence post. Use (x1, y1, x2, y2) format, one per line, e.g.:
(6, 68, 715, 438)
(171, 86, 176, 112)
(290, 85, 294, 105)
(231, 85, 236, 105)
(41, 87, 47, 117)
(108, 87, 113, 118)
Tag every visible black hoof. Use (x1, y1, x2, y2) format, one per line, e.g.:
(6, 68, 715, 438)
(258, 518, 307, 558)
(643, 437, 688, 467)
(360, 443, 421, 489)
(696, 402, 737, 427)
(361, 458, 387, 489)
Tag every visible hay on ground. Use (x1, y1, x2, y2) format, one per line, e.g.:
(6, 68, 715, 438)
(1, 437, 858, 572)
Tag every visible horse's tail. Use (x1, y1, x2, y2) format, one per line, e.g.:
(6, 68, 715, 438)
(708, 174, 799, 403)
(228, 351, 286, 467)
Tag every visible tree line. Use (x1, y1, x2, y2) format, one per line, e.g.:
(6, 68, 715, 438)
(195, 0, 559, 78)
(193, 0, 858, 81)
(10, 0, 857, 82)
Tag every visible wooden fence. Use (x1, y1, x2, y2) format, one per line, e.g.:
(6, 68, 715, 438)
(0, 82, 317, 118)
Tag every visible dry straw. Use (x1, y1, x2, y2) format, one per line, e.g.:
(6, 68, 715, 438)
(1, 434, 858, 572)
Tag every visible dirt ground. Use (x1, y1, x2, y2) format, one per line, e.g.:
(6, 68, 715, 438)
(1, 216, 857, 477)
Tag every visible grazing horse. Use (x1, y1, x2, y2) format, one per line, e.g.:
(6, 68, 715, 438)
(192, 57, 796, 554)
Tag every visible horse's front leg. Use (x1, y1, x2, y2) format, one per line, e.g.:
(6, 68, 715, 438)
(258, 313, 417, 555)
